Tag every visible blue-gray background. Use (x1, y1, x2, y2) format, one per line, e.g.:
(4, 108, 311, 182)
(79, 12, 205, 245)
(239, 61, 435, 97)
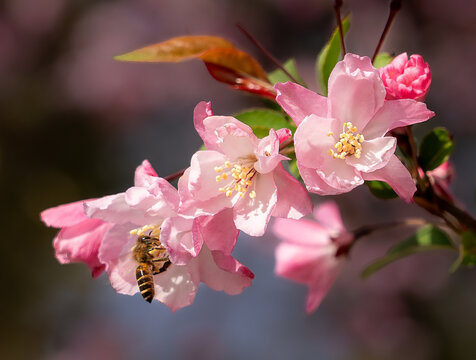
(2, 0, 476, 359)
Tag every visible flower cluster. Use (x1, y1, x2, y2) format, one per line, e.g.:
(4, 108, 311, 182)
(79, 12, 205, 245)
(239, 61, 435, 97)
(42, 48, 445, 313)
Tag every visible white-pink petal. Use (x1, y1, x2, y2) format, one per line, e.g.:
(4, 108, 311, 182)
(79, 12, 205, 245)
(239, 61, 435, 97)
(328, 54, 386, 131)
(362, 154, 416, 202)
(233, 172, 277, 236)
(254, 129, 289, 174)
(345, 137, 396, 173)
(193, 246, 254, 295)
(271, 164, 312, 220)
(363, 99, 435, 139)
(275, 82, 328, 126)
(41, 199, 93, 228)
(194, 208, 238, 255)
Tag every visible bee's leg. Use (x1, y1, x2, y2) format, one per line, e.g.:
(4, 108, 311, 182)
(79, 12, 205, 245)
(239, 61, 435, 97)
(157, 260, 171, 274)
(152, 260, 171, 275)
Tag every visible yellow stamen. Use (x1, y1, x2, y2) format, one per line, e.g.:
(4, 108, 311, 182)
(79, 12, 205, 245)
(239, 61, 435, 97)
(328, 121, 364, 160)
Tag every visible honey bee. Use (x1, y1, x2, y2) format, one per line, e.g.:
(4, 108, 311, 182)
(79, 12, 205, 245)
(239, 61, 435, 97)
(132, 235, 171, 303)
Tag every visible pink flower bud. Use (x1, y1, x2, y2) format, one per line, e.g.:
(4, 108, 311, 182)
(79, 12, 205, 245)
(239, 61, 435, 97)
(379, 53, 431, 101)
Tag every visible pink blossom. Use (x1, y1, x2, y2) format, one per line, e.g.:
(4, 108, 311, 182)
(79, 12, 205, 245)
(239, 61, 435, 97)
(423, 161, 454, 201)
(179, 101, 313, 236)
(41, 199, 112, 278)
(275, 53, 435, 202)
(379, 53, 431, 101)
(273, 201, 352, 313)
(85, 160, 252, 311)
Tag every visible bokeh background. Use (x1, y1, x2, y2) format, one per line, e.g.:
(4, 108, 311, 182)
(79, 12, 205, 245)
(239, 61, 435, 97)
(2, 0, 476, 359)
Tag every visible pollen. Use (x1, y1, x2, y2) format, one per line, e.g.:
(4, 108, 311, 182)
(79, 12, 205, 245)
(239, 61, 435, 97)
(130, 224, 161, 238)
(329, 122, 364, 160)
(214, 157, 257, 199)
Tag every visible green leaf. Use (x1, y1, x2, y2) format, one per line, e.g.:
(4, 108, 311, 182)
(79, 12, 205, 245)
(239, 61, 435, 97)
(419, 127, 454, 171)
(235, 109, 294, 138)
(450, 230, 476, 272)
(268, 59, 306, 86)
(365, 180, 398, 200)
(362, 225, 454, 279)
(373, 52, 393, 68)
(316, 15, 350, 95)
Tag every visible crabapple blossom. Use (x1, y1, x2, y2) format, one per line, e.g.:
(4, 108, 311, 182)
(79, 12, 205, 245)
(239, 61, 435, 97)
(273, 201, 353, 313)
(179, 101, 312, 236)
(84, 160, 253, 311)
(41, 199, 112, 278)
(275, 53, 435, 202)
(379, 53, 431, 101)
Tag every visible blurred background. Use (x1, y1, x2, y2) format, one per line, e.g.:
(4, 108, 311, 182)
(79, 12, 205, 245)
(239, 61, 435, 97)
(1, 0, 476, 359)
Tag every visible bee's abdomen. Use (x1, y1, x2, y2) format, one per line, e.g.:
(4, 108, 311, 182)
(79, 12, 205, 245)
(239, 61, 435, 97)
(136, 264, 154, 303)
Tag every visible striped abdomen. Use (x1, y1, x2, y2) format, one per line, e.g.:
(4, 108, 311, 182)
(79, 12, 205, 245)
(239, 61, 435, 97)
(136, 263, 154, 303)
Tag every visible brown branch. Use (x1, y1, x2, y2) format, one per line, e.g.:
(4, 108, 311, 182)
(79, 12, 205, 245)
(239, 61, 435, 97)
(236, 24, 302, 85)
(333, 0, 346, 56)
(372, 0, 402, 63)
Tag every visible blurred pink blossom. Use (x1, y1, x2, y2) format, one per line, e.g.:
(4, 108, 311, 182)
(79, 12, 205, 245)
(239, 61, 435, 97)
(426, 161, 454, 201)
(276, 53, 435, 201)
(379, 53, 431, 101)
(178, 101, 312, 236)
(41, 199, 112, 278)
(273, 201, 353, 313)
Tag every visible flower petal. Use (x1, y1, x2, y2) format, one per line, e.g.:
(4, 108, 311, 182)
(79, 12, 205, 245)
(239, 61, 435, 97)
(363, 99, 435, 139)
(41, 199, 93, 228)
(328, 54, 386, 130)
(254, 129, 289, 174)
(178, 168, 232, 217)
(275, 82, 328, 126)
(160, 216, 199, 265)
(98, 223, 139, 296)
(195, 208, 238, 255)
(85, 193, 168, 226)
(53, 220, 110, 277)
(194, 246, 254, 295)
(271, 164, 312, 219)
(345, 136, 396, 173)
(188, 150, 230, 202)
(362, 154, 416, 202)
(153, 264, 198, 312)
(272, 217, 330, 247)
(313, 201, 345, 233)
(297, 163, 361, 195)
(233, 172, 277, 236)
(193, 101, 216, 150)
(294, 114, 335, 170)
(134, 160, 158, 188)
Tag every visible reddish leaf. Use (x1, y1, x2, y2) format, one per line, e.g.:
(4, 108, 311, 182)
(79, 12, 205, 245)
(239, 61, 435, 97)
(204, 63, 276, 100)
(199, 48, 268, 81)
(114, 35, 235, 62)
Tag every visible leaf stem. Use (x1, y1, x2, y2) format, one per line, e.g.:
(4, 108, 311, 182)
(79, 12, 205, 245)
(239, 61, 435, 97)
(371, 0, 402, 63)
(336, 218, 428, 257)
(236, 24, 302, 85)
